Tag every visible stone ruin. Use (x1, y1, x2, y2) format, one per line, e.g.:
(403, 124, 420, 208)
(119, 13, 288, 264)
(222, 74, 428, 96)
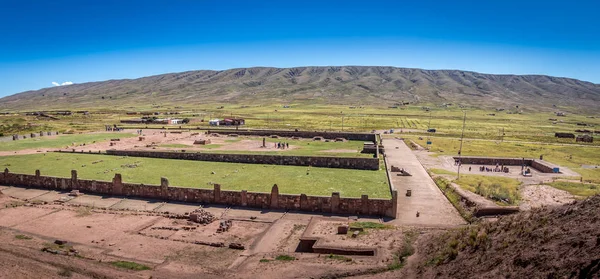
(313, 136, 324, 141)
(68, 190, 84, 197)
(391, 165, 411, 176)
(194, 139, 211, 145)
(188, 208, 216, 224)
(217, 220, 232, 233)
(337, 225, 349, 234)
(334, 138, 347, 142)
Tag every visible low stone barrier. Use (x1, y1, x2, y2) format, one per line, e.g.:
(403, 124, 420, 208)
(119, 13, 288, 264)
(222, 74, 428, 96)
(1, 169, 397, 218)
(103, 149, 380, 170)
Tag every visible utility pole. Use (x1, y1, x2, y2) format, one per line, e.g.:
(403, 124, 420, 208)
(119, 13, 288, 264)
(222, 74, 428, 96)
(457, 111, 467, 180)
(428, 111, 432, 130)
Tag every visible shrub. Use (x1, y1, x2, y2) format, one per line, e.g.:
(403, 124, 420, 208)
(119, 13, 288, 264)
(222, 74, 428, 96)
(111, 261, 151, 271)
(15, 234, 32, 240)
(275, 255, 295, 261)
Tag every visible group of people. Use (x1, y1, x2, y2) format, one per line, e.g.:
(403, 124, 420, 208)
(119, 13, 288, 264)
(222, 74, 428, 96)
(136, 129, 143, 135)
(275, 142, 289, 149)
(478, 164, 509, 173)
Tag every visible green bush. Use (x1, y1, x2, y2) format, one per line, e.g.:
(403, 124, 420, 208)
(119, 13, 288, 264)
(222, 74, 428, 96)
(111, 261, 151, 271)
(275, 255, 295, 261)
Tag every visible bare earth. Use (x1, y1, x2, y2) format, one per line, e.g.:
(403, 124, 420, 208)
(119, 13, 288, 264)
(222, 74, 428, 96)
(0, 185, 412, 278)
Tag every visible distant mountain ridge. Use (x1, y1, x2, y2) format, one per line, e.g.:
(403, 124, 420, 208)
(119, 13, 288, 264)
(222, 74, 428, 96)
(1, 66, 599, 112)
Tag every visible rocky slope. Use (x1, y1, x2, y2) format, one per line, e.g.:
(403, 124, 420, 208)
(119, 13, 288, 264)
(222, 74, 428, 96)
(415, 195, 600, 278)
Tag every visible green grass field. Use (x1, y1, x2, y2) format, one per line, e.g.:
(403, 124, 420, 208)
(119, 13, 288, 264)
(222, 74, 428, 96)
(430, 169, 521, 205)
(0, 133, 136, 152)
(453, 174, 521, 205)
(0, 153, 390, 198)
(544, 181, 600, 197)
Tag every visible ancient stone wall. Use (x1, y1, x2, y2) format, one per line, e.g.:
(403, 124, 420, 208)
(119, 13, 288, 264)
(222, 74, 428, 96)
(103, 150, 380, 170)
(453, 156, 558, 173)
(206, 129, 377, 142)
(1, 169, 397, 218)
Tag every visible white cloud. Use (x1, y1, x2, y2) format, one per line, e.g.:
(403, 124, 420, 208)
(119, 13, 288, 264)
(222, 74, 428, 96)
(52, 81, 74, 86)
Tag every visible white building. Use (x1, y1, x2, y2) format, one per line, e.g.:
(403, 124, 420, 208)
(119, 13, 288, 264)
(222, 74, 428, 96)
(209, 119, 220, 126)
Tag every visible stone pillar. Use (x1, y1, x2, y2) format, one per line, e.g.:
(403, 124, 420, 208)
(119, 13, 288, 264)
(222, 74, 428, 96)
(160, 177, 169, 198)
(387, 190, 398, 218)
(270, 184, 279, 209)
(160, 177, 169, 188)
(241, 190, 247, 206)
(40, 131, 44, 137)
(331, 192, 340, 214)
(71, 170, 78, 189)
(35, 170, 40, 177)
(361, 194, 369, 215)
(214, 184, 221, 203)
(113, 174, 123, 195)
(300, 194, 309, 211)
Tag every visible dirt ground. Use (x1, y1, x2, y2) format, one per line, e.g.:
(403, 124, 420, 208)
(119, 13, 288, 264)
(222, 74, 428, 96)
(0, 130, 364, 158)
(0, 186, 414, 278)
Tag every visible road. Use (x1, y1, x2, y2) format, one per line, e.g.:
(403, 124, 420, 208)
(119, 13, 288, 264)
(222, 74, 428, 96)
(383, 138, 466, 227)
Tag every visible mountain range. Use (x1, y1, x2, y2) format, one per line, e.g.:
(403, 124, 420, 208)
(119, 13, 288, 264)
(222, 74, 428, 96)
(1, 66, 599, 112)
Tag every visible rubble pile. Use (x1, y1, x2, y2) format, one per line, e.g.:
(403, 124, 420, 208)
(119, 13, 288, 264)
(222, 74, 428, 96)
(188, 208, 216, 224)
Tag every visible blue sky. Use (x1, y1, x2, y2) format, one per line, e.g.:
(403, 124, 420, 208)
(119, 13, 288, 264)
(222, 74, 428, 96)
(0, 0, 599, 97)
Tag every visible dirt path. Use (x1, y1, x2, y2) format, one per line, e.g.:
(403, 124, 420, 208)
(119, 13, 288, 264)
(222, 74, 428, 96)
(383, 138, 465, 227)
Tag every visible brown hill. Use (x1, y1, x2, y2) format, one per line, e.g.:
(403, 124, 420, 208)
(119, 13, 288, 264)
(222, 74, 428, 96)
(1, 66, 599, 111)
(415, 195, 600, 278)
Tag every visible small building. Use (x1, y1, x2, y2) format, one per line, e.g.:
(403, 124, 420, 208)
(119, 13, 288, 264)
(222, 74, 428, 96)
(219, 118, 245, 126)
(168, 119, 184, 125)
(555, 132, 575, 139)
(209, 119, 220, 126)
(576, 135, 593, 143)
(120, 118, 145, 124)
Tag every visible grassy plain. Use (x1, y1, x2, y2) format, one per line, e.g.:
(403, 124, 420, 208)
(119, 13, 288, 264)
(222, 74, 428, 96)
(1, 104, 598, 196)
(544, 181, 600, 197)
(0, 133, 135, 152)
(0, 153, 390, 198)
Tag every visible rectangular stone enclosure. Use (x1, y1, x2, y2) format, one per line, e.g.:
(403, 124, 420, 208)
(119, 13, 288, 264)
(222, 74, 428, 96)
(1, 169, 397, 218)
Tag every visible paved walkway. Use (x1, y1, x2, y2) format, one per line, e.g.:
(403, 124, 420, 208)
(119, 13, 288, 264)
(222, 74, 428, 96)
(384, 138, 466, 227)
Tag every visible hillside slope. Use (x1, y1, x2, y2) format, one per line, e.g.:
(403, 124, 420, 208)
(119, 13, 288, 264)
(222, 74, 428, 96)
(415, 195, 600, 278)
(2, 66, 600, 111)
